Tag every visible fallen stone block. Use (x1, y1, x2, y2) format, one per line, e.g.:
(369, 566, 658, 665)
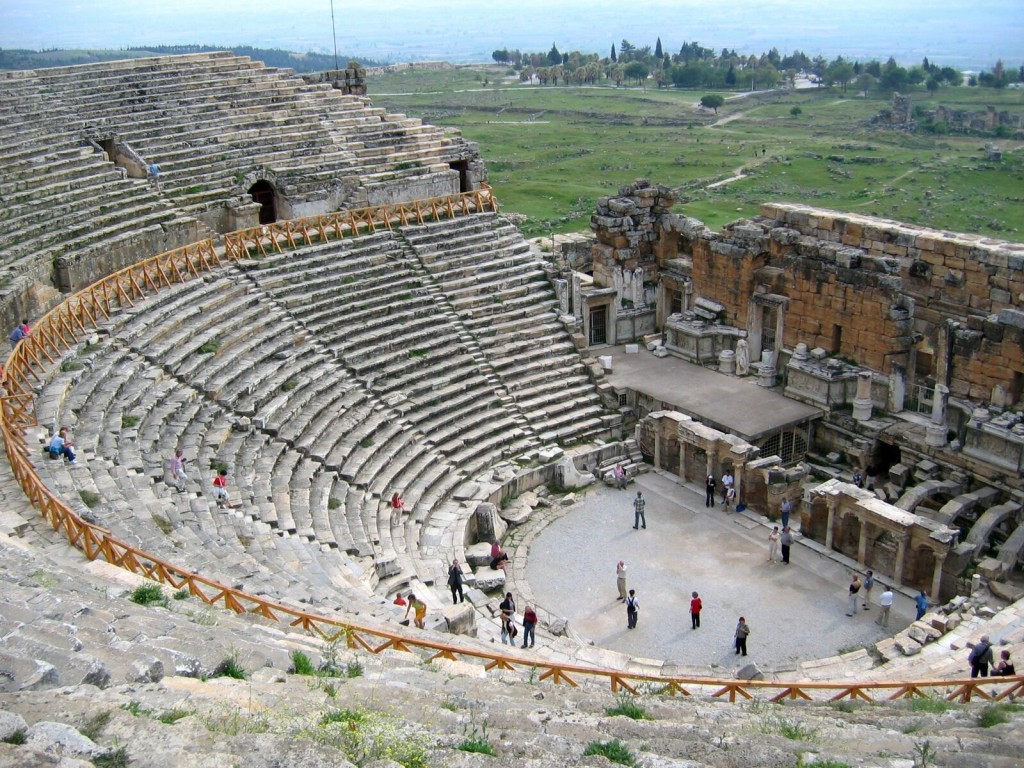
(442, 603, 476, 636)
(473, 567, 506, 592)
(894, 634, 923, 656)
(736, 662, 764, 681)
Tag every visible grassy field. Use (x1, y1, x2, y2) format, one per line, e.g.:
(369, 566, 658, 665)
(369, 65, 1024, 241)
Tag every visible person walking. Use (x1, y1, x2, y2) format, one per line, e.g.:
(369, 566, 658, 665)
(705, 474, 716, 508)
(690, 591, 702, 630)
(846, 573, 862, 616)
(734, 617, 750, 656)
(862, 570, 875, 610)
(168, 448, 188, 491)
(447, 559, 465, 604)
(780, 526, 793, 564)
(626, 589, 639, 629)
(616, 560, 627, 601)
(914, 590, 929, 620)
(147, 161, 162, 192)
(521, 604, 537, 648)
(632, 491, 646, 529)
(969, 635, 995, 678)
(767, 526, 780, 564)
(876, 585, 894, 627)
(724, 485, 736, 510)
(994, 650, 1015, 676)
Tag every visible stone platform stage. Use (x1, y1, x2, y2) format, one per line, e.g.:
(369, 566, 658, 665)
(603, 345, 822, 443)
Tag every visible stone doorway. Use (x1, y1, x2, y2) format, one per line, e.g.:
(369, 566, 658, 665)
(589, 305, 608, 346)
(449, 160, 470, 193)
(248, 180, 277, 224)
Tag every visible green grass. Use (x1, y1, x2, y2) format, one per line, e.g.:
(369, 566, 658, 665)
(583, 739, 635, 766)
(291, 650, 317, 676)
(1, 729, 25, 745)
(197, 339, 221, 354)
(129, 583, 168, 607)
(79, 490, 101, 508)
(369, 70, 1024, 241)
(157, 708, 192, 724)
(905, 697, 954, 714)
(605, 695, 650, 720)
(458, 735, 496, 755)
(212, 653, 248, 680)
(92, 748, 129, 768)
(121, 415, 139, 428)
(977, 703, 1022, 728)
(80, 710, 112, 740)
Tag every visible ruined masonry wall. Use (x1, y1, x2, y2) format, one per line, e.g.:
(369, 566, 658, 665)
(686, 238, 763, 330)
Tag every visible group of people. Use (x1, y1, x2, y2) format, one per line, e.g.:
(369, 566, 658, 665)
(704, 471, 736, 509)
(766, 525, 794, 564)
(967, 634, 1015, 678)
(8, 319, 30, 350)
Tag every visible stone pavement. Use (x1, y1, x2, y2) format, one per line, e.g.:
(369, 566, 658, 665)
(523, 470, 917, 673)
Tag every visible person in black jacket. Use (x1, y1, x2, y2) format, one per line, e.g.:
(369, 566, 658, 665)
(447, 559, 465, 604)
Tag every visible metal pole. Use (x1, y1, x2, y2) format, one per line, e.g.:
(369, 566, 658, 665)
(330, 0, 339, 71)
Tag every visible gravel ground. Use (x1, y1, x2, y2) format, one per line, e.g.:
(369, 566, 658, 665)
(525, 469, 917, 671)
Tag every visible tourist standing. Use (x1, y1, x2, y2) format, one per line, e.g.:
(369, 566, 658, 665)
(968, 635, 994, 678)
(613, 463, 627, 490)
(632, 491, 646, 529)
(721, 471, 734, 506)
(876, 586, 894, 627)
(724, 485, 736, 510)
(705, 474, 716, 508)
(213, 468, 230, 508)
(994, 650, 1015, 676)
(767, 526, 780, 564)
(734, 617, 750, 656)
(862, 570, 875, 610)
(499, 592, 516, 645)
(8, 323, 25, 350)
(780, 498, 793, 529)
(168, 448, 188, 491)
(915, 590, 929, 620)
(616, 560, 627, 601)
(780, 526, 793, 564)
(690, 591, 702, 630)
(447, 559, 465, 604)
(521, 604, 537, 648)
(626, 589, 639, 629)
(846, 573, 862, 616)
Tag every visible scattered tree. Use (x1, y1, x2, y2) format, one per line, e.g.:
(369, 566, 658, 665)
(700, 94, 725, 113)
(790, 106, 803, 117)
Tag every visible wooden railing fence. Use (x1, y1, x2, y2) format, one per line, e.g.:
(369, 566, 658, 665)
(2, 188, 1022, 704)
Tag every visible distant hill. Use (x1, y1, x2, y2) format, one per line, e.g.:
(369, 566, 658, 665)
(0, 45, 385, 72)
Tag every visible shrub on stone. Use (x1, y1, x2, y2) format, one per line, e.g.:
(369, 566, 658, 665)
(129, 583, 168, 608)
(583, 739, 635, 766)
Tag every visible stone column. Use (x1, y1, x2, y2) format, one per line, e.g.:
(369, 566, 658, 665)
(887, 361, 906, 414)
(893, 532, 910, 587)
(705, 440, 719, 484)
(678, 442, 686, 481)
(757, 350, 776, 388)
(824, 497, 838, 549)
(733, 458, 745, 505)
(852, 370, 874, 422)
(926, 383, 950, 447)
(718, 349, 736, 375)
(930, 551, 947, 602)
(857, 521, 870, 565)
(653, 428, 662, 471)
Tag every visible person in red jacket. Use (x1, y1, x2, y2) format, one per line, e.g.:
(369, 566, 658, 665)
(690, 591, 703, 630)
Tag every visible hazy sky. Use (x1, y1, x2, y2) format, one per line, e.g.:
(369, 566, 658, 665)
(2, 1, 1021, 69)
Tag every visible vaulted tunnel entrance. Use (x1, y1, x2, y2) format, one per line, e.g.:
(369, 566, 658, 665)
(248, 180, 277, 224)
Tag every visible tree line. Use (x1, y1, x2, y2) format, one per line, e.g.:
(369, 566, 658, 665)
(492, 39, 1022, 94)
(0, 45, 387, 73)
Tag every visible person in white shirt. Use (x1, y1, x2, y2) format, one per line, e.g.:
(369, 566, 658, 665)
(876, 586, 894, 627)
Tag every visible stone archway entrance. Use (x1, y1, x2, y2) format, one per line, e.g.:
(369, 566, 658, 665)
(248, 180, 277, 224)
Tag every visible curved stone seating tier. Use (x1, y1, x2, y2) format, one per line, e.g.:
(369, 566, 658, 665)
(4, 53, 458, 219)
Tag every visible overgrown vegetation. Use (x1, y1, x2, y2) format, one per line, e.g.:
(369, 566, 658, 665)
(121, 415, 140, 428)
(905, 697, 954, 714)
(92, 747, 130, 768)
(291, 650, 317, 676)
(129, 583, 168, 608)
(79, 490, 101, 508)
(211, 652, 248, 680)
(197, 339, 222, 355)
(1, 729, 25, 745)
(605, 695, 650, 720)
(977, 703, 1021, 728)
(583, 739, 635, 766)
(308, 707, 431, 768)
